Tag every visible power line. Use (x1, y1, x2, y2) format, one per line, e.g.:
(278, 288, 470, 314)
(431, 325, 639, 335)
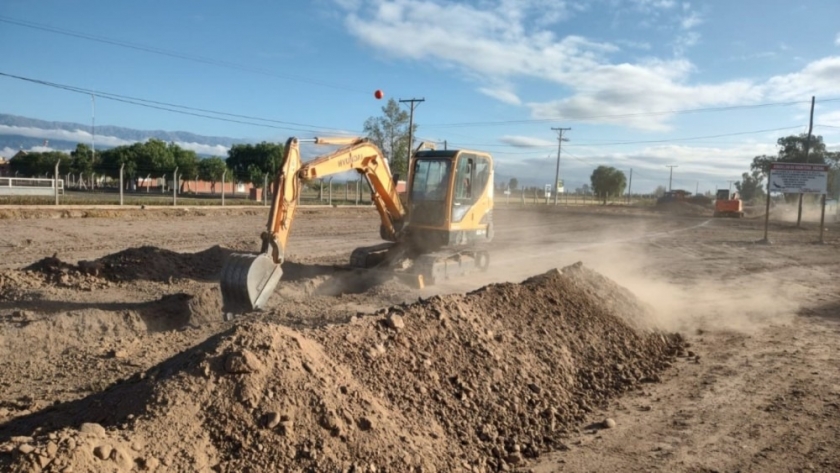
(422, 99, 840, 128)
(0, 71, 360, 135)
(0, 15, 365, 94)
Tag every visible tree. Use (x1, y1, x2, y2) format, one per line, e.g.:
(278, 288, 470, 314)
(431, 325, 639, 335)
(590, 166, 627, 204)
(508, 177, 518, 191)
(751, 134, 831, 176)
(750, 133, 840, 202)
(363, 98, 415, 177)
(70, 144, 98, 183)
(198, 156, 228, 193)
(226, 141, 284, 187)
(170, 143, 199, 192)
(9, 151, 70, 177)
(734, 170, 765, 202)
(653, 185, 667, 197)
(98, 145, 138, 183)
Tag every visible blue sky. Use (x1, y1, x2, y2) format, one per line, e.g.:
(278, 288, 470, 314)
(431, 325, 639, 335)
(2, 0, 840, 192)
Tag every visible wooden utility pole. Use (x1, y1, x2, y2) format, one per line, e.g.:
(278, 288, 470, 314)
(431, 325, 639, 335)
(797, 96, 816, 227)
(551, 127, 571, 205)
(627, 169, 633, 204)
(666, 165, 678, 191)
(399, 98, 425, 171)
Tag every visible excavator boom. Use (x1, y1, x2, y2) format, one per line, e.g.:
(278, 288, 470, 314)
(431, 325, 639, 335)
(220, 137, 405, 316)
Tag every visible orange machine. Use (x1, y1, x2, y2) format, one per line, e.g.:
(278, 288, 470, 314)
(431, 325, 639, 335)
(714, 189, 744, 218)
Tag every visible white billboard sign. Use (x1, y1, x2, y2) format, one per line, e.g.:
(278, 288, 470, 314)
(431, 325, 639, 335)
(769, 163, 828, 194)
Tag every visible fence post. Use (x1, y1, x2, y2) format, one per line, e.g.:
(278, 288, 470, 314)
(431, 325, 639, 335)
(345, 181, 349, 203)
(54, 161, 60, 206)
(221, 170, 226, 206)
(119, 163, 124, 206)
(319, 179, 324, 202)
(355, 179, 360, 205)
(263, 174, 268, 206)
(172, 167, 178, 206)
(328, 178, 333, 206)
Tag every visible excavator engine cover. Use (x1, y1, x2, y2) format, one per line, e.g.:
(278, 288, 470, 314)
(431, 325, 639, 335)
(220, 252, 283, 316)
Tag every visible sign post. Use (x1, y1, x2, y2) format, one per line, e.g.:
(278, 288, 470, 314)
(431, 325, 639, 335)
(761, 163, 828, 243)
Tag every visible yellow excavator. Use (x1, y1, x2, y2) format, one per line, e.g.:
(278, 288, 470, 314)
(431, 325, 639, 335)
(220, 136, 494, 316)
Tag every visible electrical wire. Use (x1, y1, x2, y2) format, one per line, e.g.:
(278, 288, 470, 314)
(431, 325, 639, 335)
(0, 71, 361, 135)
(0, 16, 366, 94)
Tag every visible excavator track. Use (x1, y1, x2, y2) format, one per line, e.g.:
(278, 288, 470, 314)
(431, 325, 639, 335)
(410, 248, 490, 285)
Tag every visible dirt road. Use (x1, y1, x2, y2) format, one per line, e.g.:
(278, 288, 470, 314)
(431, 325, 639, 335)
(1, 205, 839, 472)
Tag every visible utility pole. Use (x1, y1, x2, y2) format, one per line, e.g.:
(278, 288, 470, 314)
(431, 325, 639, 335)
(627, 169, 633, 204)
(551, 127, 571, 205)
(91, 95, 96, 190)
(797, 95, 816, 227)
(665, 165, 678, 191)
(727, 180, 735, 194)
(399, 98, 425, 170)
(695, 181, 699, 196)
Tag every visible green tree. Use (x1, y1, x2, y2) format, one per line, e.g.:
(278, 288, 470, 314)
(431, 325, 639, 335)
(134, 139, 175, 178)
(9, 151, 71, 177)
(98, 145, 138, 181)
(363, 98, 415, 177)
(751, 134, 831, 176)
(734, 170, 765, 202)
(198, 156, 229, 193)
(590, 166, 627, 204)
(170, 143, 199, 179)
(508, 177, 518, 191)
(70, 143, 98, 176)
(226, 141, 284, 187)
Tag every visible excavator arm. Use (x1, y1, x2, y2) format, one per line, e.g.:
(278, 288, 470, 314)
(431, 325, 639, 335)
(221, 136, 406, 315)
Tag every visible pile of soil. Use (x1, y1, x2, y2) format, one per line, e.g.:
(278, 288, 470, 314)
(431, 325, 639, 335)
(654, 200, 711, 217)
(0, 263, 683, 472)
(20, 246, 232, 285)
(92, 245, 231, 282)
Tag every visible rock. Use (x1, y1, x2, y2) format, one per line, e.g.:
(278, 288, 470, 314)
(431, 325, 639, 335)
(93, 444, 112, 460)
(79, 423, 106, 438)
(264, 412, 282, 429)
(386, 314, 406, 330)
(108, 349, 129, 359)
(224, 349, 264, 374)
(603, 418, 616, 429)
(527, 383, 541, 394)
(110, 446, 134, 470)
(46, 441, 58, 457)
(18, 444, 35, 454)
(139, 456, 160, 471)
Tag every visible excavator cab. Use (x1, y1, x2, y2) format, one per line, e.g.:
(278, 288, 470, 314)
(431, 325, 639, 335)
(407, 150, 493, 251)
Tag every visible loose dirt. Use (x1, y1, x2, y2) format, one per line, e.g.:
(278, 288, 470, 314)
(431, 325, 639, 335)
(1, 205, 839, 472)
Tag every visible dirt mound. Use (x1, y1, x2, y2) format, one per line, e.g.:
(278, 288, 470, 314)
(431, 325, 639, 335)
(1, 263, 683, 472)
(93, 245, 231, 282)
(655, 200, 711, 217)
(19, 246, 232, 285)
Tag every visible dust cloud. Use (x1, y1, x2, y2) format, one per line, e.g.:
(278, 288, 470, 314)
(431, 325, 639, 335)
(434, 210, 804, 335)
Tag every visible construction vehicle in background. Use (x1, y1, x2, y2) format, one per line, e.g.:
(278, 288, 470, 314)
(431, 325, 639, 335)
(713, 189, 744, 218)
(220, 137, 494, 316)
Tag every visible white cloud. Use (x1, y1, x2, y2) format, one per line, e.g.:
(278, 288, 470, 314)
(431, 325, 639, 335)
(818, 110, 840, 129)
(478, 87, 521, 105)
(680, 11, 702, 29)
(0, 125, 232, 156)
(0, 125, 131, 148)
(175, 142, 230, 156)
(499, 135, 555, 148)
(337, 0, 840, 132)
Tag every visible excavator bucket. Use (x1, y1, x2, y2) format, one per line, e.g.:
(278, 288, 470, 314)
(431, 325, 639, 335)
(220, 252, 283, 316)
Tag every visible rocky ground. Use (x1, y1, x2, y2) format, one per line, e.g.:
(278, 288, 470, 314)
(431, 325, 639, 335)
(0, 204, 838, 472)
